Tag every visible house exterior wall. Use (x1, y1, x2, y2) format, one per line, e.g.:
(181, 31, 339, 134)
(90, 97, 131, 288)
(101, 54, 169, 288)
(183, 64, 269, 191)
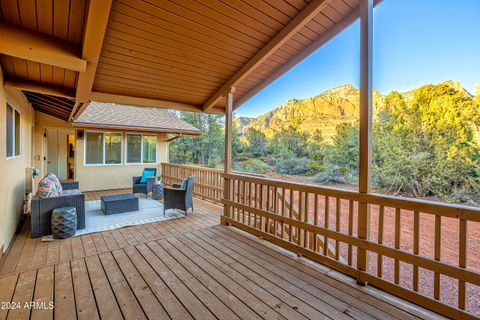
(75, 131, 168, 191)
(0, 69, 35, 254)
(33, 112, 169, 192)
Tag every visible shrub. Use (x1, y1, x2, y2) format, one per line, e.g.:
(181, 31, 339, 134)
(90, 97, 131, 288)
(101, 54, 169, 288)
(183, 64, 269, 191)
(314, 166, 347, 184)
(241, 159, 269, 174)
(276, 157, 311, 175)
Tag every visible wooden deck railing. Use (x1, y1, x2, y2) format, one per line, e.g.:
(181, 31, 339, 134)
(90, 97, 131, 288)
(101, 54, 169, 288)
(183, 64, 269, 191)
(222, 172, 480, 320)
(161, 163, 224, 204)
(161, 163, 480, 318)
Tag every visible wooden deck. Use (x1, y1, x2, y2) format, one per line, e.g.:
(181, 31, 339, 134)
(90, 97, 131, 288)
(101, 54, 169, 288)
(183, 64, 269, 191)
(0, 190, 444, 320)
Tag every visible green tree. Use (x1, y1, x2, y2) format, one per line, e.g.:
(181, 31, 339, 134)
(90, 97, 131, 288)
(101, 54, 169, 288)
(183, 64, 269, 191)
(169, 112, 224, 168)
(373, 83, 480, 202)
(245, 128, 268, 157)
(269, 125, 309, 159)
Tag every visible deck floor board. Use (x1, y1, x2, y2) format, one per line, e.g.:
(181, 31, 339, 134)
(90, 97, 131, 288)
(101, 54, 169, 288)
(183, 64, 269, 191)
(0, 189, 444, 320)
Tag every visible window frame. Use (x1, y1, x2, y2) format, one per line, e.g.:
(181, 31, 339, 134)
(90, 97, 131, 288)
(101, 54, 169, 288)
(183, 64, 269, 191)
(83, 130, 123, 166)
(125, 132, 158, 165)
(6, 102, 21, 160)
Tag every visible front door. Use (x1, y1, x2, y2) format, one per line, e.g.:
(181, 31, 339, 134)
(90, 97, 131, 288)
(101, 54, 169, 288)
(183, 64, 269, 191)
(46, 128, 58, 175)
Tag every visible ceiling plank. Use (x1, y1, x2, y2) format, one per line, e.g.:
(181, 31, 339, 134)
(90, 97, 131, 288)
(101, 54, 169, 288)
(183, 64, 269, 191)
(90, 91, 225, 115)
(202, 0, 330, 111)
(234, 8, 360, 109)
(0, 23, 86, 72)
(3, 78, 75, 98)
(76, 0, 113, 102)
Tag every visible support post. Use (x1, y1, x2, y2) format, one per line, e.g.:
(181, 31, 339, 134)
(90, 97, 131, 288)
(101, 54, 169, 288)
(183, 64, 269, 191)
(221, 88, 234, 225)
(357, 0, 373, 285)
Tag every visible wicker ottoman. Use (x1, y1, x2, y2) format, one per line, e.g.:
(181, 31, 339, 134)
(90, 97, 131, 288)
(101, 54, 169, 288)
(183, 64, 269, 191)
(51, 206, 77, 239)
(101, 194, 139, 215)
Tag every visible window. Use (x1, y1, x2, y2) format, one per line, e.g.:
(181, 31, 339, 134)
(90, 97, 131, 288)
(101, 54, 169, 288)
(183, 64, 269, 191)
(105, 133, 122, 164)
(85, 131, 122, 165)
(126, 133, 157, 164)
(6, 103, 20, 158)
(143, 135, 157, 163)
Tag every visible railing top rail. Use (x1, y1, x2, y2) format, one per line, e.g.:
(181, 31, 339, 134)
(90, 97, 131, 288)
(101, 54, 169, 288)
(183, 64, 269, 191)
(161, 163, 223, 173)
(162, 163, 266, 177)
(223, 172, 480, 221)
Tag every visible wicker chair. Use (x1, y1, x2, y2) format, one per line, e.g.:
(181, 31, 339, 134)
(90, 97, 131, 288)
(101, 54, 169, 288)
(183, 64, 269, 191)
(132, 168, 157, 197)
(163, 176, 194, 216)
(31, 181, 85, 238)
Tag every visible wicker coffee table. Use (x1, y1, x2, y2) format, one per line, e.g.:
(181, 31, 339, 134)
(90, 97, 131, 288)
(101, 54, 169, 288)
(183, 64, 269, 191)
(101, 194, 139, 215)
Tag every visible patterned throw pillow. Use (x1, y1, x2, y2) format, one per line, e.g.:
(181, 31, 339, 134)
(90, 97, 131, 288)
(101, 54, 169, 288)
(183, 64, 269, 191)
(45, 172, 63, 194)
(37, 177, 59, 199)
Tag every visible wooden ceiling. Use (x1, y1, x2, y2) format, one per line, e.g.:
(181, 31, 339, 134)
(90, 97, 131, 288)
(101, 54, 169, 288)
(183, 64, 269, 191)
(23, 91, 76, 121)
(0, 0, 365, 118)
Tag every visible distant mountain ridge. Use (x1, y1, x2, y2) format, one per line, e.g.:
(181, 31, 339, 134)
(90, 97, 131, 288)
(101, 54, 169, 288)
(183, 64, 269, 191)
(240, 81, 474, 140)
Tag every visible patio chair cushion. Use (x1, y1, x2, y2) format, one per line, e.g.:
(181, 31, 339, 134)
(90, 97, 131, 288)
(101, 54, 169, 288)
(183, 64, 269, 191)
(181, 178, 188, 189)
(37, 177, 59, 199)
(140, 169, 155, 183)
(46, 172, 63, 194)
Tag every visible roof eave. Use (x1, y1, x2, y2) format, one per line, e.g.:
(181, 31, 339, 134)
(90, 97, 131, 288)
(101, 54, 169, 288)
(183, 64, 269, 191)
(71, 122, 202, 136)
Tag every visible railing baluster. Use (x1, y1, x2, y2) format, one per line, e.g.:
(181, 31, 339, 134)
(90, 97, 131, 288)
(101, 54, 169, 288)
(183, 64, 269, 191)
(458, 218, 467, 309)
(234, 179, 239, 221)
(413, 211, 420, 292)
(305, 193, 311, 249)
(242, 180, 246, 224)
(272, 186, 278, 235)
(314, 194, 319, 252)
(377, 205, 384, 277)
(298, 191, 304, 246)
(289, 189, 293, 242)
(303, 192, 309, 248)
(281, 188, 285, 239)
(434, 215, 441, 300)
(348, 200, 354, 266)
(324, 196, 329, 256)
(335, 198, 341, 260)
(394, 208, 401, 284)
(248, 182, 253, 227)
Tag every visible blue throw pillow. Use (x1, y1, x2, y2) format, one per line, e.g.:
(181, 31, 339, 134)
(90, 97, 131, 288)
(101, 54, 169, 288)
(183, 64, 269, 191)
(140, 170, 155, 184)
(181, 178, 187, 189)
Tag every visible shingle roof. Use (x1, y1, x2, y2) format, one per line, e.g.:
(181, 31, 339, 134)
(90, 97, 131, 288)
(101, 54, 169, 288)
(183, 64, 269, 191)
(73, 102, 201, 135)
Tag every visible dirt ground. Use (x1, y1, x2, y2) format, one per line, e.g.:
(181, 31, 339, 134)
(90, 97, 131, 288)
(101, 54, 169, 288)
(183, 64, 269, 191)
(263, 173, 480, 315)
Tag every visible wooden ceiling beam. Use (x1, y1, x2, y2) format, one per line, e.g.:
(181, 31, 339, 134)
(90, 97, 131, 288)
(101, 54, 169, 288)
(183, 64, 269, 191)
(90, 91, 225, 115)
(234, 8, 360, 109)
(202, 0, 331, 111)
(3, 78, 75, 98)
(73, 102, 90, 120)
(68, 102, 81, 122)
(0, 23, 86, 72)
(76, 0, 113, 102)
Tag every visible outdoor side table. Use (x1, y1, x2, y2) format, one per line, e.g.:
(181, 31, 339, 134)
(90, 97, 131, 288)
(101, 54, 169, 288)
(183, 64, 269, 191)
(51, 206, 77, 239)
(152, 183, 164, 200)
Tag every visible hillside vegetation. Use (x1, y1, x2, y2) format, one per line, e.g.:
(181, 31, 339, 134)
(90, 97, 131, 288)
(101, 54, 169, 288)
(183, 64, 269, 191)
(170, 81, 480, 206)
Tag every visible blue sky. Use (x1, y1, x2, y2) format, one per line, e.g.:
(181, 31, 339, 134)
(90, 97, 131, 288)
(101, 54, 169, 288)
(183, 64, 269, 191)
(236, 0, 480, 117)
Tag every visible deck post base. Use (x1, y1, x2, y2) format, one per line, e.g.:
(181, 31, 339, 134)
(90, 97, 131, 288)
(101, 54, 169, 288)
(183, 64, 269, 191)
(220, 216, 229, 225)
